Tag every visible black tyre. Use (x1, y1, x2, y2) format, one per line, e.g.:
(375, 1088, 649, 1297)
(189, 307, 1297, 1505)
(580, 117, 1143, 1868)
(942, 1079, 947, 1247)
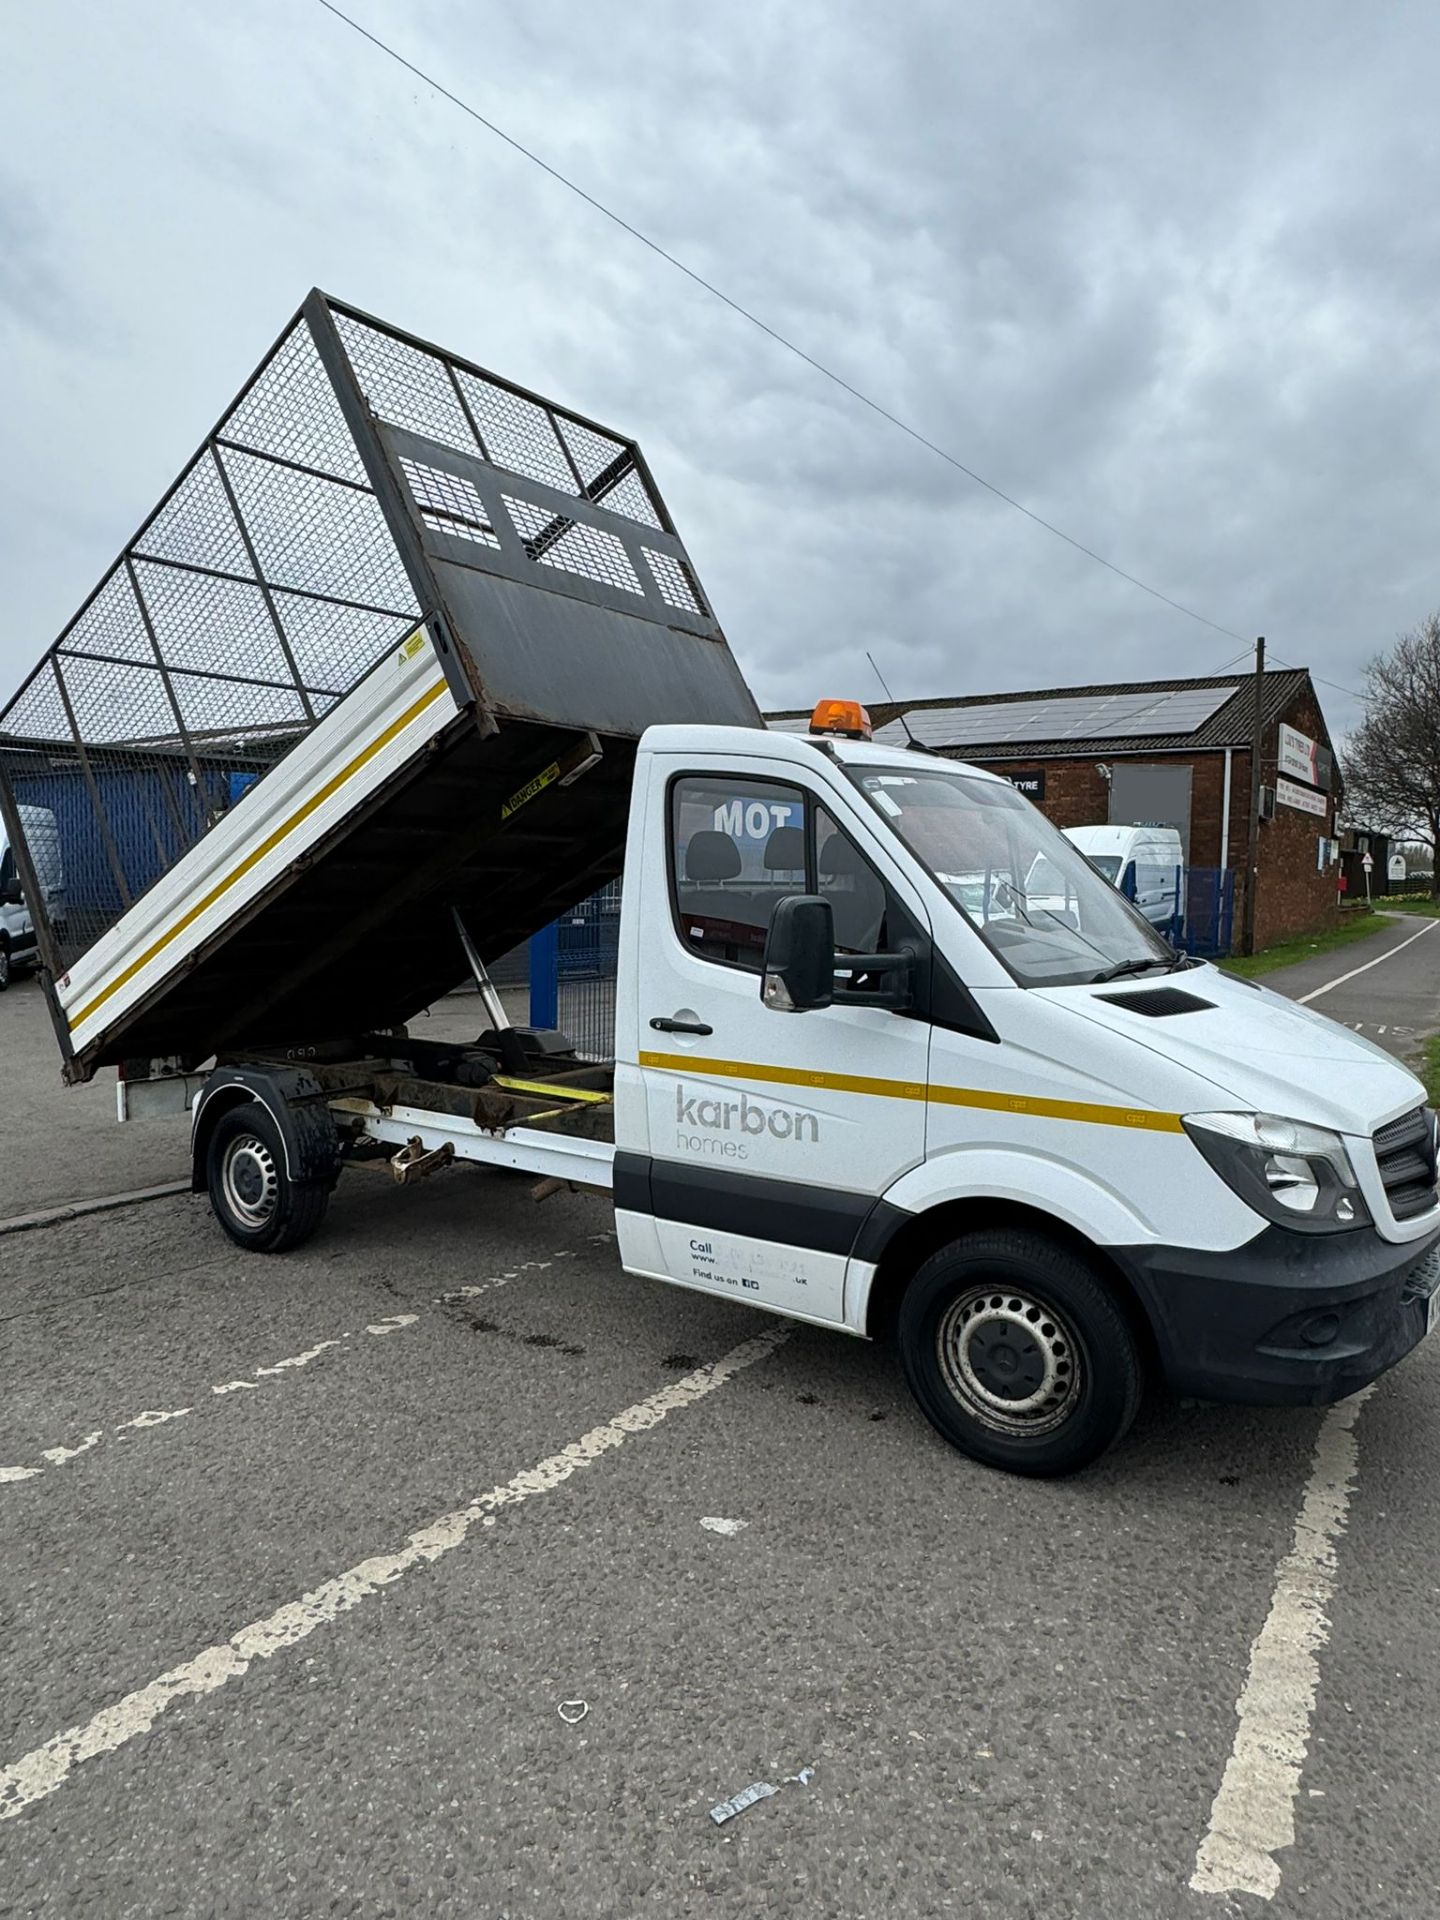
(206, 1102, 330, 1253)
(0, 941, 10, 992)
(897, 1228, 1142, 1477)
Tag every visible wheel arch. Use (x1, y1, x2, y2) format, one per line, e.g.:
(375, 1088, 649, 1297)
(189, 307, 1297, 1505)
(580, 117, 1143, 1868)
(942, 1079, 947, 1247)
(190, 1066, 340, 1194)
(859, 1196, 1160, 1376)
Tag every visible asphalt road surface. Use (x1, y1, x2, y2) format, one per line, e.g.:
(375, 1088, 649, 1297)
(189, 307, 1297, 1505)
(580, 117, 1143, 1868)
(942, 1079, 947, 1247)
(1, 940, 1438, 1919)
(1261, 911, 1440, 1076)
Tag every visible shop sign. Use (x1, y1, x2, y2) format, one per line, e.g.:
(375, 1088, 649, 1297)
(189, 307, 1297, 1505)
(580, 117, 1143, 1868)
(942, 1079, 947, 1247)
(1278, 723, 1331, 790)
(1275, 775, 1328, 818)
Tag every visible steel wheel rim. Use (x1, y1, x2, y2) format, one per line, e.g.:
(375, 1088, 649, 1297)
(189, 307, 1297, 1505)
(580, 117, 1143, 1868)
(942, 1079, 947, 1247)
(936, 1284, 1083, 1436)
(221, 1133, 279, 1229)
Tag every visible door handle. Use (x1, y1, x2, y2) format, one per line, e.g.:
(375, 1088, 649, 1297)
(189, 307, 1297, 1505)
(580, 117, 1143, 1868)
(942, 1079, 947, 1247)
(650, 1016, 713, 1035)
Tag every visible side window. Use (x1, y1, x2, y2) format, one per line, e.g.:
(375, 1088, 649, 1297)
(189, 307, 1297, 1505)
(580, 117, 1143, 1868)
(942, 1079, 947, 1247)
(670, 775, 804, 971)
(816, 808, 888, 956)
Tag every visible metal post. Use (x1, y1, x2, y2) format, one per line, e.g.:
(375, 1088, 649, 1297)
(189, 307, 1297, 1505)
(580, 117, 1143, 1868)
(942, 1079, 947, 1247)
(1219, 746, 1233, 871)
(124, 555, 213, 814)
(530, 920, 559, 1030)
(207, 445, 318, 723)
(1241, 636, 1266, 956)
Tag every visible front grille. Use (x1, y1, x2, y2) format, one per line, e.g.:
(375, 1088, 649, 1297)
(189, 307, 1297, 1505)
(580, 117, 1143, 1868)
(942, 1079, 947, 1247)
(1373, 1107, 1439, 1221)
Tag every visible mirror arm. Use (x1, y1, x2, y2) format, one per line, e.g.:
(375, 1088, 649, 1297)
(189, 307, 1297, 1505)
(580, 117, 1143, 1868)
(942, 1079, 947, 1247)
(835, 949, 911, 975)
(830, 945, 917, 1010)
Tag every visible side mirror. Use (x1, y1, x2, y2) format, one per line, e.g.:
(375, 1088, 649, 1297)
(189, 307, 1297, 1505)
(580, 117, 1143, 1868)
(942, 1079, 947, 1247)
(0, 879, 21, 908)
(761, 895, 834, 1012)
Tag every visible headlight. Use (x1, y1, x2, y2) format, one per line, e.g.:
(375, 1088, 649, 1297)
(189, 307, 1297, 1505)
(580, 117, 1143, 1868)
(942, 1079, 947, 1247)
(1182, 1111, 1370, 1234)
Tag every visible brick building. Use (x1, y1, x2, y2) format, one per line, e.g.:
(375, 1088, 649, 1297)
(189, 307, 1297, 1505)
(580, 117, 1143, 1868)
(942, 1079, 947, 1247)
(770, 669, 1341, 950)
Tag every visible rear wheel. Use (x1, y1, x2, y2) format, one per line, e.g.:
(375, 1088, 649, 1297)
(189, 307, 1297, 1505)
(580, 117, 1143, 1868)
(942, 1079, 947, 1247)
(206, 1102, 329, 1253)
(897, 1228, 1141, 1477)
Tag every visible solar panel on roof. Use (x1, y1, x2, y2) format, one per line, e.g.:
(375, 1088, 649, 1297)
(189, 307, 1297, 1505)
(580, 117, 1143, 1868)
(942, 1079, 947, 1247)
(872, 684, 1239, 750)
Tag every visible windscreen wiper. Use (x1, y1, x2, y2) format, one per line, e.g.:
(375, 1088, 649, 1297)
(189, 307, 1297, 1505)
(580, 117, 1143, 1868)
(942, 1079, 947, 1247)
(1090, 956, 1171, 984)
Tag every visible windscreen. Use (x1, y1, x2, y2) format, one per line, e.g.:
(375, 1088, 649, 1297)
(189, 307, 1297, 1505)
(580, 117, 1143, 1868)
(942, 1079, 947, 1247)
(1087, 854, 1122, 881)
(846, 765, 1174, 987)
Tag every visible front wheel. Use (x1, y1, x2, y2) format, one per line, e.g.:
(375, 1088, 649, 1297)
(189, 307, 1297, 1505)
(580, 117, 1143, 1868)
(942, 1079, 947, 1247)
(0, 942, 10, 991)
(206, 1102, 330, 1252)
(897, 1228, 1142, 1477)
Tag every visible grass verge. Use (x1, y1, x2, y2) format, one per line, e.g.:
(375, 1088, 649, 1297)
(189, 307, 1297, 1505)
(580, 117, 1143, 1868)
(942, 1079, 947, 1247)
(1378, 895, 1440, 918)
(1221, 910, 1390, 979)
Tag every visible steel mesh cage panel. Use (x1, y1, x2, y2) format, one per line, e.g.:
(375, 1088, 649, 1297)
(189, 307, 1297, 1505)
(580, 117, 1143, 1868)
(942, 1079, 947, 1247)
(501, 495, 645, 596)
(398, 455, 501, 548)
(0, 289, 712, 994)
(642, 546, 706, 616)
(334, 311, 480, 457)
(217, 443, 416, 610)
(133, 450, 255, 577)
(0, 304, 424, 974)
(555, 417, 630, 488)
(221, 321, 370, 485)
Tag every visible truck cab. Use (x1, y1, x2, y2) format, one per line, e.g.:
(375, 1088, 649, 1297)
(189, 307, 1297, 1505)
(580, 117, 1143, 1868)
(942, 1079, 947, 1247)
(613, 706, 1440, 1473)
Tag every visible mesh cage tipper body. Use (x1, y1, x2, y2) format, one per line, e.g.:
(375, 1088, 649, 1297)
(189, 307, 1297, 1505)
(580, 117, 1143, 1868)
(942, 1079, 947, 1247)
(0, 290, 759, 1080)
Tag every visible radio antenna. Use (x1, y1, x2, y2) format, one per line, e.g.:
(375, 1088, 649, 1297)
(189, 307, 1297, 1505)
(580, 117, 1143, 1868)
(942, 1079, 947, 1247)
(865, 651, 941, 756)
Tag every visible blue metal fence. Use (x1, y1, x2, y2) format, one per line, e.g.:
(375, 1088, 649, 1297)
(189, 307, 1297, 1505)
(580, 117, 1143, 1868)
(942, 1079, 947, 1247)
(532, 881, 622, 1059)
(1175, 868, 1235, 958)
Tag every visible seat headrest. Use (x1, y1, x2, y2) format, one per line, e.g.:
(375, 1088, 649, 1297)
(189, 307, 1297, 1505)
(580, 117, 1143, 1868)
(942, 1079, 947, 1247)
(684, 830, 742, 882)
(763, 825, 806, 872)
(819, 832, 868, 879)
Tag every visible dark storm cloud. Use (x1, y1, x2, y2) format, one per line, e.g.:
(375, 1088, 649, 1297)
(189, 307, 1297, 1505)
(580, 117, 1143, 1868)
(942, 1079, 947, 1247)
(4, 0, 1440, 738)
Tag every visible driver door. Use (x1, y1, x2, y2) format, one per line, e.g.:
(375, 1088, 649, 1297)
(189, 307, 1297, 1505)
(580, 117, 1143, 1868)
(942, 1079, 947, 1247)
(621, 754, 931, 1327)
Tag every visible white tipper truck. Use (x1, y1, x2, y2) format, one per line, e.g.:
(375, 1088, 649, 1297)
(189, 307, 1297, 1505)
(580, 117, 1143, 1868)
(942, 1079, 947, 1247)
(3, 293, 1437, 1476)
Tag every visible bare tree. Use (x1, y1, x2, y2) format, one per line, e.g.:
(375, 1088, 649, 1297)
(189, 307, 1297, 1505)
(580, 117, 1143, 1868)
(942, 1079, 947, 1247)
(1343, 613, 1440, 896)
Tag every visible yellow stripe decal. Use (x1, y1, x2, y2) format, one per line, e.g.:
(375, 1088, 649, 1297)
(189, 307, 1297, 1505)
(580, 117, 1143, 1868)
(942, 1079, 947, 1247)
(71, 677, 450, 1033)
(636, 1050, 1183, 1134)
(492, 1074, 612, 1105)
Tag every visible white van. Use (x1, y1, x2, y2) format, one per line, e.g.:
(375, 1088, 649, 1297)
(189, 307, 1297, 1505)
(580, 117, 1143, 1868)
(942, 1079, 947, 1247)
(93, 686, 1440, 1477)
(1066, 824, 1184, 930)
(0, 804, 63, 990)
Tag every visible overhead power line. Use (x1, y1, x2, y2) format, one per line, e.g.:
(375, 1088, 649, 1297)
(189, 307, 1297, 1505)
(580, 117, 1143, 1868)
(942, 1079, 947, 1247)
(315, 0, 1249, 645)
(1267, 652, 1367, 705)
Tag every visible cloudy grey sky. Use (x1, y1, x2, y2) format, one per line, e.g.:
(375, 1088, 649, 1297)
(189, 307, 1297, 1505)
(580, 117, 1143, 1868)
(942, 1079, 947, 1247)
(5, 1, 1440, 737)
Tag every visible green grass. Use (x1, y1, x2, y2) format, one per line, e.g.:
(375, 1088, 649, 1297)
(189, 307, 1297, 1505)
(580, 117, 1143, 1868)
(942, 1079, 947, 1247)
(1422, 1034, 1440, 1107)
(1221, 909, 1391, 979)
(1378, 894, 1440, 918)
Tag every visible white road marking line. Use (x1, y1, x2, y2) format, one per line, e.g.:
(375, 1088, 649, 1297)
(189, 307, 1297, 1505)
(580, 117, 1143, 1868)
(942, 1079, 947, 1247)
(700, 1516, 748, 1536)
(255, 1340, 343, 1377)
(0, 1324, 789, 1824)
(1189, 1385, 1375, 1900)
(41, 1434, 102, 1467)
(1, 1257, 574, 1491)
(365, 1313, 418, 1336)
(1297, 919, 1437, 1004)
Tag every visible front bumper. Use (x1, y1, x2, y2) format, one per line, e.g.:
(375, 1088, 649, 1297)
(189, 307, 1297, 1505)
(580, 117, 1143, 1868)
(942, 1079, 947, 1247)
(1112, 1222, 1440, 1406)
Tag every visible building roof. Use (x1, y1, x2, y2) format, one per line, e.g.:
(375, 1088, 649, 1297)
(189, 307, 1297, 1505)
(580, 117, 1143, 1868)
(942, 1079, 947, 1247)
(767, 668, 1314, 760)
